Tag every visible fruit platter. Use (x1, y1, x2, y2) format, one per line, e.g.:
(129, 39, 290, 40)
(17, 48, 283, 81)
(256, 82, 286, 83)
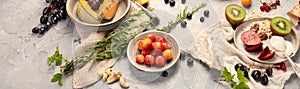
(234, 17, 299, 64)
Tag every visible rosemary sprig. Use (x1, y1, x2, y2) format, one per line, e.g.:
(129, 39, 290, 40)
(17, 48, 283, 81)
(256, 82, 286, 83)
(156, 3, 207, 32)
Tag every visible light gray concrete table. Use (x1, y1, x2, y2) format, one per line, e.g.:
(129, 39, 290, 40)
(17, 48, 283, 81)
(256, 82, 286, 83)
(0, 0, 299, 89)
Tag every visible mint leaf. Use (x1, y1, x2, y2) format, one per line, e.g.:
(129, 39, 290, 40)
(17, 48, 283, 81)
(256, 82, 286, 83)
(51, 73, 62, 82)
(55, 53, 62, 66)
(221, 67, 235, 82)
(48, 46, 63, 66)
(237, 68, 248, 83)
(233, 82, 250, 89)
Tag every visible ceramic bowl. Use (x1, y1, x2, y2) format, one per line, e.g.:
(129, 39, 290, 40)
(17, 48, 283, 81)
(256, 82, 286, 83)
(127, 30, 180, 72)
(66, 0, 131, 39)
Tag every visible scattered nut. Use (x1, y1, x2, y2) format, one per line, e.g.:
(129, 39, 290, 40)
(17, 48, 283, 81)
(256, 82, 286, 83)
(101, 68, 129, 88)
(105, 68, 113, 76)
(119, 76, 129, 88)
(113, 70, 121, 75)
(103, 72, 108, 81)
(107, 74, 121, 84)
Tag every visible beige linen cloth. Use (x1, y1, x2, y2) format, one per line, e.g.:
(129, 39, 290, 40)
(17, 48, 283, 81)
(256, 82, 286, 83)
(72, 2, 148, 88)
(188, 19, 300, 89)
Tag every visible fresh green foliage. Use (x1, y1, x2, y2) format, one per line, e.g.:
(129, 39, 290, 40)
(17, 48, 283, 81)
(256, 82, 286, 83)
(237, 68, 248, 83)
(221, 67, 250, 89)
(48, 46, 74, 86)
(51, 73, 63, 86)
(221, 67, 235, 82)
(48, 46, 62, 66)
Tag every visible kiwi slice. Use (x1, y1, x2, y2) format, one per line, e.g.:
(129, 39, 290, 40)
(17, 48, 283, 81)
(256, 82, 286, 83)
(225, 4, 246, 25)
(270, 16, 292, 36)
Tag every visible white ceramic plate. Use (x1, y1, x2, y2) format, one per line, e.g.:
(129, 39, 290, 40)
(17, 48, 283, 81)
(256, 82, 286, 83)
(234, 18, 299, 64)
(127, 30, 180, 72)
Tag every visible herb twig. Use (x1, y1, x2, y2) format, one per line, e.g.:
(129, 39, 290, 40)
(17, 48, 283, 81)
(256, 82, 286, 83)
(156, 3, 207, 32)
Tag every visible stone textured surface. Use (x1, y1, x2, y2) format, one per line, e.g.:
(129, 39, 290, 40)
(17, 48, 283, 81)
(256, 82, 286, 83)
(0, 0, 299, 89)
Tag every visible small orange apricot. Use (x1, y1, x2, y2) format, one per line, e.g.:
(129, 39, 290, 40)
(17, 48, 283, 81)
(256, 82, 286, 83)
(241, 0, 251, 6)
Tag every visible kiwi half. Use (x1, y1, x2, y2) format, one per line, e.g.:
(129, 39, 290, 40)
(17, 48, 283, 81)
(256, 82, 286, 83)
(225, 4, 246, 25)
(270, 16, 292, 36)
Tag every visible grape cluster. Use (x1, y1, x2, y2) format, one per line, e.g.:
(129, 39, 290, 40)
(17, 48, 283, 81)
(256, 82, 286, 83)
(32, 0, 68, 34)
(234, 63, 275, 85)
(259, 0, 280, 12)
(251, 68, 273, 85)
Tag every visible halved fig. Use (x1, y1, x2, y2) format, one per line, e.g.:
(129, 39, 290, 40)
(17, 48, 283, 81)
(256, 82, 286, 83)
(258, 46, 275, 60)
(241, 30, 261, 46)
(245, 43, 263, 52)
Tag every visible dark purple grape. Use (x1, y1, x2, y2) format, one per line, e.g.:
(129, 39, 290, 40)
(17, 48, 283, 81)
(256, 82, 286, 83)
(244, 71, 249, 79)
(169, 0, 175, 7)
(50, 16, 58, 24)
(161, 71, 168, 77)
(234, 63, 246, 71)
(43, 7, 50, 15)
(56, 0, 62, 3)
(39, 27, 46, 34)
(42, 25, 49, 32)
(46, 0, 50, 3)
(32, 27, 40, 33)
(260, 74, 268, 85)
(45, 22, 52, 30)
(266, 68, 272, 76)
(40, 15, 48, 24)
(251, 70, 261, 81)
(164, 0, 169, 4)
(56, 3, 63, 8)
(55, 14, 61, 21)
(186, 13, 192, 20)
(51, 9, 59, 15)
(59, 10, 67, 19)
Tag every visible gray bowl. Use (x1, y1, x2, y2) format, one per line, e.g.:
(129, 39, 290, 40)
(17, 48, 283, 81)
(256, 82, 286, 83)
(66, 0, 131, 39)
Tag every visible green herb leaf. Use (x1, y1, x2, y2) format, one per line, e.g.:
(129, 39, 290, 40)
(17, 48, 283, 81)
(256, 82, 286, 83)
(237, 68, 248, 83)
(221, 67, 235, 82)
(51, 73, 62, 82)
(48, 46, 63, 66)
(233, 82, 250, 89)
